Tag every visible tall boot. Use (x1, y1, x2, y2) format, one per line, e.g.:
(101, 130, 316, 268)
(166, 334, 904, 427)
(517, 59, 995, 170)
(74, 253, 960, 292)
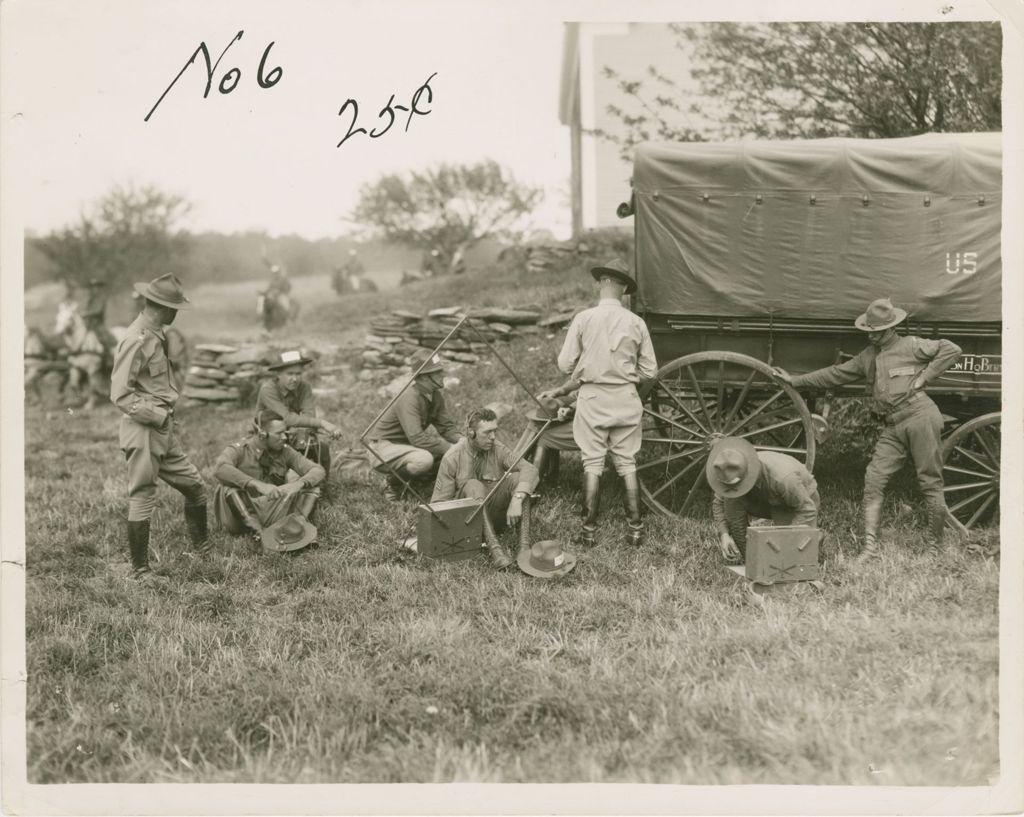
(294, 491, 319, 523)
(533, 446, 549, 488)
(926, 498, 947, 557)
(622, 473, 644, 547)
(858, 495, 884, 562)
(517, 494, 532, 558)
(481, 509, 513, 570)
(127, 520, 167, 584)
(383, 472, 405, 502)
(579, 472, 601, 547)
(184, 503, 212, 556)
(227, 490, 263, 546)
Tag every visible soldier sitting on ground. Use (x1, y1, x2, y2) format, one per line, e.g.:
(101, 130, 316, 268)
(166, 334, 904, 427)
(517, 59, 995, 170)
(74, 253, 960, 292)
(256, 349, 342, 487)
(705, 437, 820, 563)
(432, 407, 539, 570)
(212, 409, 325, 545)
(367, 348, 461, 501)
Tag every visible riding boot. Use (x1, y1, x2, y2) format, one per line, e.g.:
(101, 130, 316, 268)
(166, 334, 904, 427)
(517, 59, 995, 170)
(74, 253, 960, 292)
(481, 510, 513, 570)
(383, 473, 405, 502)
(227, 490, 263, 546)
(579, 472, 601, 547)
(926, 498, 947, 557)
(533, 445, 549, 488)
(127, 520, 167, 585)
(294, 491, 319, 523)
(517, 495, 532, 558)
(622, 473, 644, 547)
(858, 496, 884, 562)
(184, 503, 212, 556)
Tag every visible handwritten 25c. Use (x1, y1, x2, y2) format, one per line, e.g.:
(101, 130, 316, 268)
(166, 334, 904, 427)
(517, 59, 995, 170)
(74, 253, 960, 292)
(144, 31, 436, 147)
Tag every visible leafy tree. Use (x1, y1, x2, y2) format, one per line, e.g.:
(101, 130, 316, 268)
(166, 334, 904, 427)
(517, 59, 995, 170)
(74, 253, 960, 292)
(594, 22, 1002, 161)
(36, 183, 192, 290)
(350, 160, 543, 275)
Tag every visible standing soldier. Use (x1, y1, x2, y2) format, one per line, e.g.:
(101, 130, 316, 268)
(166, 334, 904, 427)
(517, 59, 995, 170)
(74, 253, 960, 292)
(557, 259, 658, 547)
(110, 274, 209, 584)
(773, 298, 962, 559)
(256, 350, 342, 488)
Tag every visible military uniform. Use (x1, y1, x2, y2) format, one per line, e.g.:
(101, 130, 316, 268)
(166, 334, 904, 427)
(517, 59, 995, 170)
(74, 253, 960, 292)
(788, 300, 961, 555)
(556, 260, 658, 547)
(712, 452, 820, 555)
(110, 275, 208, 578)
(432, 437, 539, 568)
(212, 437, 324, 534)
(369, 380, 460, 478)
(256, 378, 332, 477)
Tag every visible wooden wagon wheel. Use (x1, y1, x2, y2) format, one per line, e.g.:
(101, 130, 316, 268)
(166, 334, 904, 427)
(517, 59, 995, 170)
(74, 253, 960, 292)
(942, 412, 1000, 529)
(638, 351, 816, 518)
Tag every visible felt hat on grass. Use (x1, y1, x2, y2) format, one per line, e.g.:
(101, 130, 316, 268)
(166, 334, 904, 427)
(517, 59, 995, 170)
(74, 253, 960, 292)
(517, 539, 578, 579)
(262, 513, 317, 553)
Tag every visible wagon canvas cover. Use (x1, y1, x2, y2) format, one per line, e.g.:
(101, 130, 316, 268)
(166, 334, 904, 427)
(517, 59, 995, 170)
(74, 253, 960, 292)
(632, 132, 1002, 322)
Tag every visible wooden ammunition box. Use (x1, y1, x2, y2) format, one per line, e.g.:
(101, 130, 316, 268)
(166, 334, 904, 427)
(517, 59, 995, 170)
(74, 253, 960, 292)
(745, 525, 821, 584)
(416, 497, 484, 561)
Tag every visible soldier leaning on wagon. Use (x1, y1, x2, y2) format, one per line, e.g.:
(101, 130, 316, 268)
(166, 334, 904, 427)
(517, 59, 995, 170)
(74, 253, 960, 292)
(255, 350, 342, 486)
(368, 348, 461, 501)
(432, 408, 539, 570)
(511, 379, 581, 488)
(705, 437, 820, 562)
(773, 298, 961, 559)
(211, 409, 325, 545)
(109, 274, 210, 585)
(557, 259, 658, 548)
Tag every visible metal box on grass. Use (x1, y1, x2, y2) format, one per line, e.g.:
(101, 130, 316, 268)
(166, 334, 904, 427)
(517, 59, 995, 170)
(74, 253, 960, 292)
(745, 525, 821, 584)
(416, 497, 484, 560)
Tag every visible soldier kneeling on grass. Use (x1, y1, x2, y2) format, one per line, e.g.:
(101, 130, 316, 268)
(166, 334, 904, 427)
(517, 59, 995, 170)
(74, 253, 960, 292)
(211, 409, 325, 546)
(706, 437, 820, 562)
(431, 408, 540, 570)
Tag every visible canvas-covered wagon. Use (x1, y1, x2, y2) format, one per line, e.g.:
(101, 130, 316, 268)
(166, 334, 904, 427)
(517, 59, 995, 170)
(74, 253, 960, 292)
(619, 132, 1001, 528)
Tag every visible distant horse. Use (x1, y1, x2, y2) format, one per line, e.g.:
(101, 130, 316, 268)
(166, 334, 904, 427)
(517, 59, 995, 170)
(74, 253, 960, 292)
(24, 326, 69, 403)
(54, 302, 114, 409)
(257, 289, 300, 332)
(333, 267, 379, 295)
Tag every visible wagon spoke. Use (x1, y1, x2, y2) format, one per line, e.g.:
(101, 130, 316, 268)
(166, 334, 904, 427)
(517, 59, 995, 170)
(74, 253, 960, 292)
(948, 487, 995, 514)
(715, 361, 725, 428)
(722, 370, 757, 429)
(974, 427, 999, 467)
(751, 445, 809, 456)
(678, 467, 709, 516)
(733, 416, 803, 441)
(685, 366, 713, 431)
(637, 446, 706, 473)
(641, 408, 705, 442)
(642, 436, 706, 448)
(723, 389, 786, 436)
(966, 491, 998, 528)
(650, 455, 704, 499)
(655, 380, 711, 436)
(950, 444, 994, 474)
(943, 480, 994, 494)
(944, 464, 996, 481)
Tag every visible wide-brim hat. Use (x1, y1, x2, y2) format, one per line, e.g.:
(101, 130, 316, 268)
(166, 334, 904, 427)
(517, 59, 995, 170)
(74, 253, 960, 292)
(267, 349, 315, 371)
(262, 513, 317, 552)
(526, 396, 563, 423)
(133, 273, 191, 310)
(590, 258, 637, 295)
(706, 437, 761, 498)
(854, 298, 908, 332)
(410, 349, 444, 375)
(517, 539, 578, 579)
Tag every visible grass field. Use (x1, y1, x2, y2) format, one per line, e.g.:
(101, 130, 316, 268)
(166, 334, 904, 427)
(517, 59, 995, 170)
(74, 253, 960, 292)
(22, 260, 1000, 785)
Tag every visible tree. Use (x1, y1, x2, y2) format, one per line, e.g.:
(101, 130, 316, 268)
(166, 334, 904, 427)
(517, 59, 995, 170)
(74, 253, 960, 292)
(36, 183, 192, 290)
(350, 160, 543, 275)
(594, 22, 1002, 161)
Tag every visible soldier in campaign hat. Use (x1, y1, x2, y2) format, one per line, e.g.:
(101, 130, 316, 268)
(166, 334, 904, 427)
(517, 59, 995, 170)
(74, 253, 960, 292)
(557, 259, 658, 547)
(773, 297, 961, 560)
(110, 273, 209, 584)
(256, 349, 342, 489)
(705, 437, 820, 562)
(367, 348, 462, 500)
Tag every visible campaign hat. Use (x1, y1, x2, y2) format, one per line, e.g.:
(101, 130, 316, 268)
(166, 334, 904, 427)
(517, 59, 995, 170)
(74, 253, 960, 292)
(261, 513, 317, 553)
(132, 273, 192, 310)
(706, 437, 761, 498)
(854, 298, 908, 332)
(267, 349, 315, 371)
(590, 258, 637, 295)
(517, 539, 578, 579)
(526, 396, 565, 423)
(410, 348, 444, 375)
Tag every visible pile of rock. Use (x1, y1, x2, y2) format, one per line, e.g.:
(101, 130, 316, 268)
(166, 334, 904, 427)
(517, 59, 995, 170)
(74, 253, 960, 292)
(181, 343, 276, 406)
(358, 306, 551, 381)
(526, 242, 578, 273)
